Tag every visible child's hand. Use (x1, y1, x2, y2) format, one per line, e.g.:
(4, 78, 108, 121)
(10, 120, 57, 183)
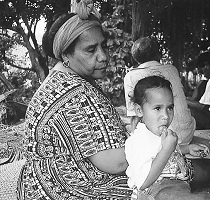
(188, 144, 209, 158)
(161, 127, 178, 152)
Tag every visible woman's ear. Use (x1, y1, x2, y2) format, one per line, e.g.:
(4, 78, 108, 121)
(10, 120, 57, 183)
(134, 103, 143, 118)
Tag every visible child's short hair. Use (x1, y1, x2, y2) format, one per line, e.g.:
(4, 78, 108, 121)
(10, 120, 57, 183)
(132, 76, 172, 106)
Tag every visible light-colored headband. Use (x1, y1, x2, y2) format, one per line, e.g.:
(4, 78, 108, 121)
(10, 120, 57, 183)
(53, 0, 101, 60)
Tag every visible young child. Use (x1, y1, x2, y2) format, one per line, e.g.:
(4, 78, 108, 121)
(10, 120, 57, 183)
(125, 76, 209, 200)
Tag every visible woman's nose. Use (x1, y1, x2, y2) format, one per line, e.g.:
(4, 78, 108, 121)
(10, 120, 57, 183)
(97, 47, 107, 62)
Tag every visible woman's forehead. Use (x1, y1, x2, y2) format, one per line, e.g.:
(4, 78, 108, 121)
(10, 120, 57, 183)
(78, 26, 105, 45)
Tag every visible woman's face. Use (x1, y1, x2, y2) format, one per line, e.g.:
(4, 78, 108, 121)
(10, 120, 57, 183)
(67, 26, 109, 80)
(137, 87, 174, 136)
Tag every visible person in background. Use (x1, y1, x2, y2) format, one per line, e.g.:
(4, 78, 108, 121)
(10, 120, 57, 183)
(188, 62, 210, 102)
(125, 76, 210, 200)
(17, 1, 132, 199)
(124, 37, 196, 144)
(187, 61, 210, 129)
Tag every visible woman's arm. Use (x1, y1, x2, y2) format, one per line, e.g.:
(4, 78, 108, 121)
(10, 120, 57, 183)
(89, 147, 128, 174)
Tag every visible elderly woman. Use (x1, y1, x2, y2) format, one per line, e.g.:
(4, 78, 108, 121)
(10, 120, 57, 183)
(17, 1, 132, 199)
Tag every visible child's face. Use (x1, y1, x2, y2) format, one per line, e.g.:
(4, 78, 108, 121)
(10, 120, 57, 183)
(136, 87, 174, 136)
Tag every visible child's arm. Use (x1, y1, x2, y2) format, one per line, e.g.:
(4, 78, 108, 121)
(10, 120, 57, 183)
(140, 129, 178, 190)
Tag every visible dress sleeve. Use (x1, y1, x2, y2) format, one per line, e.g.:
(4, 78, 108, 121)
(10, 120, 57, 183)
(64, 83, 128, 158)
(25, 72, 128, 160)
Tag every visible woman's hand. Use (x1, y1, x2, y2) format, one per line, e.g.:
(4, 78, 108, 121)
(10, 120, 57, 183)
(180, 143, 209, 158)
(187, 144, 209, 157)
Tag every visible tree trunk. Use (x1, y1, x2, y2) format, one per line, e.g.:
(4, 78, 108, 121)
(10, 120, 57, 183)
(123, 0, 132, 33)
(168, 3, 185, 73)
(132, 0, 145, 41)
(0, 72, 14, 90)
(16, 25, 47, 82)
(27, 48, 46, 82)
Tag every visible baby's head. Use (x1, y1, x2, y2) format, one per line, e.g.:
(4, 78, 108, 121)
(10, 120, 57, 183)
(131, 37, 160, 64)
(132, 76, 174, 136)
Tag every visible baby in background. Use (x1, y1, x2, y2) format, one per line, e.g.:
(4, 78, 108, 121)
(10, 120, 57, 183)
(125, 76, 209, 200)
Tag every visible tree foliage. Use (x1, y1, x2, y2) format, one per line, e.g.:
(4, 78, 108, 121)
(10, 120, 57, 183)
(0, 0, 72, 81)
(97, 0, 210, 105)
(131, 0, 210, 72)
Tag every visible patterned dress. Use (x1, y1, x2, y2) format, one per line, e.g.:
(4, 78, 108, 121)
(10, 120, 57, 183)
(18, 70, 132, 199)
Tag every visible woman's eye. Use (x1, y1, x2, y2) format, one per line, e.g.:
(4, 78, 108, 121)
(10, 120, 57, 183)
(87, 48, 95, 53)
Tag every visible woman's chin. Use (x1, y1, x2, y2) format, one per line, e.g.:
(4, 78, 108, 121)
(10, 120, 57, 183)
(93, 71, 107, 79)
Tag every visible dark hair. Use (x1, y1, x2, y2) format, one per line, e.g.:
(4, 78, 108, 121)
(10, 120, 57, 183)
(42, 13, 76, 59)
(132, 37, 160, 64)
(42, 13, 100, 59)
(132, 76, 172, 106)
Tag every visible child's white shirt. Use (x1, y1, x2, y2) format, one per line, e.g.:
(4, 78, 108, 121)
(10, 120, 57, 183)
(125, 123, 190, 190)
(125, 123, 162, 189)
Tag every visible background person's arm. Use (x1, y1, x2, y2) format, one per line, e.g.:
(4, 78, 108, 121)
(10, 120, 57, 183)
(187, 99, 205, 111)
(188, 80, 207, 101)
(187, 99, 210, 115)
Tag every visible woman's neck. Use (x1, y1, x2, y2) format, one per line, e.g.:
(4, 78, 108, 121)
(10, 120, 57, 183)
(53, 61, 97, 86)
(53, 61, 73, 73)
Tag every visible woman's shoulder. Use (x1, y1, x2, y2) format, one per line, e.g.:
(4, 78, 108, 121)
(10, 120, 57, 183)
(27, 71, 86, 110)
(45, 70, 90, 92)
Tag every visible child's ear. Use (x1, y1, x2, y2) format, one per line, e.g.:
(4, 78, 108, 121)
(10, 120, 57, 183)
(134, 103, 143, 118)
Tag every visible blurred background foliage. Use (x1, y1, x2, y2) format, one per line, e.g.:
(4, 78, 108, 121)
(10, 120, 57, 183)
(0, 0, 210, 123)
